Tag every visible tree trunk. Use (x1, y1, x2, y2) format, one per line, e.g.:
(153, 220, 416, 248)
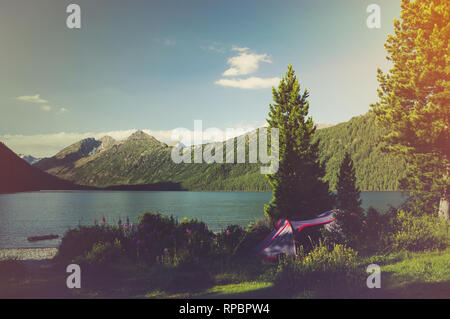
(438, 194, 449, 220)
(438, 164, 449, 220)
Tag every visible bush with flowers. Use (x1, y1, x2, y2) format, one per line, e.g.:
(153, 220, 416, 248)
(56, 224, 127, 263)
(214, 224, 246, 256)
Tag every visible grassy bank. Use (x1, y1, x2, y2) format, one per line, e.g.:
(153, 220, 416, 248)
(1, 248, 448, 298)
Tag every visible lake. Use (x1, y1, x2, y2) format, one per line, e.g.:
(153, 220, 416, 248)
(0, 191, 408, 249)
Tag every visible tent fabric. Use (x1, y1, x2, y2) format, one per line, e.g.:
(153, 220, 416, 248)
(256, 210, 338, 258)
(290, 210, 336, 232)
(256, 219, 296, 258)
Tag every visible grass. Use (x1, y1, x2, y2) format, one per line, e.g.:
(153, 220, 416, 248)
(376, 248, 450, 298)
(1, 248, 449, 299)
(383, 249, 450, 283)
(143, 282, 275, 299)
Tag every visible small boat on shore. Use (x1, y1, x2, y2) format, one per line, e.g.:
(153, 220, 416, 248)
(27, 234, 59, 242)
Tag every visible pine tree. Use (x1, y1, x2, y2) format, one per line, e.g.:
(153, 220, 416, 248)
(372, 0, 449, 219)
(264, 65, 334, 223)
(336, 152, 363, 214)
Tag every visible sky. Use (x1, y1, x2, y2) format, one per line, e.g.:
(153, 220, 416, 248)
(0, 0, 401, 157)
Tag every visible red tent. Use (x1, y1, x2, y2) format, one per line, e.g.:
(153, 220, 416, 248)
(256, 210, 338, 258)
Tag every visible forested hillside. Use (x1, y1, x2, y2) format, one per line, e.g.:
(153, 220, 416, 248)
(315, 112, 407, 191)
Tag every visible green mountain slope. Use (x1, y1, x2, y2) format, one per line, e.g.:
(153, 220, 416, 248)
(314, 112, 407, 191)
(34, 112, 406, 191)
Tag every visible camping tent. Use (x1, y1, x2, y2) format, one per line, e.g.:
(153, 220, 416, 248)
(256, 210, 338, 258)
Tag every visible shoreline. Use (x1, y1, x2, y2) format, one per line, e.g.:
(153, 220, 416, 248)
(0, 247, 58, 261)
(0, 189, 408, 195)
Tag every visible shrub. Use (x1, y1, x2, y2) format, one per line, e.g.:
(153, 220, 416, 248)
(215, 225, 245, 256)
(136, 213, 215, 265)
(56, 225, 126, 263)
(388, 210, 450, 252)
(271, 242, 361, 295)
(136, 212, 178, 263)
(362, 207, 392, 253)
(322, 210, 364, 248)
(234, 220, 271, 255)
(176, 218, 215, 261)
(323, 208, 392, 254)
(74, 239, 124, 271)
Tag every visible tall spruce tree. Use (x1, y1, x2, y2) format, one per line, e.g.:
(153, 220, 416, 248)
(372, 0, 449, 219)
(264, 65, 334, 223)
(336, 152, 363, 214)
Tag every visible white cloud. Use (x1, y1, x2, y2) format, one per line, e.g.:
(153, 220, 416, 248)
(222, 48, 272, 76)
(215, 77, 280, 89)
(231, 46, 250, 53)
(16, 94, 67, 113)
(16, 94, 48, 104)
(215, 46, 279, 89)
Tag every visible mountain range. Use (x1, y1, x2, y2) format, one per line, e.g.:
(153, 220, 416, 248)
(31, 112, 406, 191)
(18, 154, 41, 165)
(0, 142, 86, 194)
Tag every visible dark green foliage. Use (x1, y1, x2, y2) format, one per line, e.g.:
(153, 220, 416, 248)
(399, 153, 447, 215)
(234, 220, 271, 255)
(264, 65, 334, 222)
(74, 239, 124, 272)
(387, 211, 450, 252)
(136, 213, 179, 263)
(371, 0, 449, 218)
(269, 243, 362, 295)
(322, 207, 392, 253)
(363, 207, 392, 253)
(322, 211, 364, 249)
(314, 112, 407, 191)
(215, 225, 246, 256)
(56, 225, 126, 263)
(324, 207, 450, 254)
(336, 152, 362, 214)
(56, 212, 217, 266)
(177, 218, 215, 261)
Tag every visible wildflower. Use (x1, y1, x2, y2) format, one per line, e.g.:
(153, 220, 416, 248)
(94, 218, 98, 226)
(123, 223, 128, 229)
(186, 228, 192, 235)
(163, 248, 169, 255)
(226, 229, 230, 235)
(101, 217, 105, 224)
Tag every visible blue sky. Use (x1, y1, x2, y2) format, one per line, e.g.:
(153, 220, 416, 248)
(0, 0, 401, 156)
